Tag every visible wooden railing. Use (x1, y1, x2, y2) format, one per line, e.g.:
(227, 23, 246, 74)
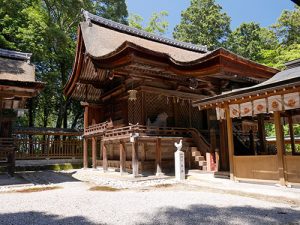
(15, 139, 83, 159)
(103, 125, 191, 140)
(84, 121, 113, 136)
(189, 128, 211, 155)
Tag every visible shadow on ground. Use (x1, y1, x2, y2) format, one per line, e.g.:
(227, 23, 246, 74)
(0, 173, 30, 186)
(0, 211, 104, 225)
(139, 204, 300, 225)
(0, 171, 80, 186)
(18, 171, 80, 185)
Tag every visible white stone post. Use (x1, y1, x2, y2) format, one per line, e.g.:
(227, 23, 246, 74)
(175, 149, 185, 181)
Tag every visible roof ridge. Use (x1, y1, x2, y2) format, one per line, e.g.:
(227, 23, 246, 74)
(0, 48, 32, 61)
(81, 9, 208, 53)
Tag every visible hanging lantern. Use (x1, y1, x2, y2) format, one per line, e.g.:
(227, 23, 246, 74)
(128, 89, 137, 101)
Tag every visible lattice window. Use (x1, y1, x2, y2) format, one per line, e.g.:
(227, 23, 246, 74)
(176, 99, 190, 128)
(128, 92, 142, 124)
(144, 92, 174, 127)
(191, 106, 205, 131)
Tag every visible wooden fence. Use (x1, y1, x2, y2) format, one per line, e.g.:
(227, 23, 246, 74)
(15, 139, 83, 159)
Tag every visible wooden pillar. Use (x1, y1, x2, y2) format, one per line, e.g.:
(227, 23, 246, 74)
(140, 143, 146, 162)
(219, 120, 229, 171)
(225, 105, 235, 180)
(274, 111, 286, 186)
(189, 100, 192, 128)
(102, 142, 108, 172)
(83, 105, 89, 169)
(210, 128, 217, 153)
(120, 142, 126, 174)
(155, 138, 163, 176)
(287, 113, 296, 155)
(83, 138, 88, 169)
(249, 130, 255, 155)
(257, 114, 266, 154)
(92, 137, 97, 169)
(215, 149, 220, 172)
(132, 140, 139, 177)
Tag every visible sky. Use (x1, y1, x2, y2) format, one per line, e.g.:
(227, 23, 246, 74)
(126, 0, 296, 38)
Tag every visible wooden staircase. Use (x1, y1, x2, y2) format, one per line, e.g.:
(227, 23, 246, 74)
(190, 147, 207, 171)
(187, 129, 211, 171)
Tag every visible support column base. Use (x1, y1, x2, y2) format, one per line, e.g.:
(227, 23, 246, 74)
(155, 172, 164, 176)
(131, 174, 141, 178)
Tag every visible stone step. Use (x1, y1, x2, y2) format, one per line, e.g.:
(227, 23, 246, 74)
(195, 155, 205, 161)
(201, 165, 207, 171)
(190, 147, 198, 152)
(214, 171, 230, 179)
(192, 151, 201, 157)
(198, 161, 207, 167)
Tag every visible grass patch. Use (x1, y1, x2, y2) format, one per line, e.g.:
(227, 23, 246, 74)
(15, 186, 62, 193)
(89, 186, 121, 192)
(153, 183, 174, 188)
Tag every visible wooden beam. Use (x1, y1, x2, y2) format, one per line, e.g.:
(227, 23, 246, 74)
(132, 140, 139, 177)
(0, 90, 35, 98)
(155, 138, 163, 176)
(225, 105, 235, 180)
(102, 142, 108, 172)
(139, 86, 207, 100)
(120, 142, 126, 174)
(274, 111, 286, 186)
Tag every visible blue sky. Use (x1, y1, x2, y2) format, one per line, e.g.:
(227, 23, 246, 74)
(126, 0, 296, 38)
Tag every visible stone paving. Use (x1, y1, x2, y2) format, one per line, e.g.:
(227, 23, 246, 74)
(0, 169, 299, 225)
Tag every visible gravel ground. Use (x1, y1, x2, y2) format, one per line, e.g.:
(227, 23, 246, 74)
(0, 170, 299, 225)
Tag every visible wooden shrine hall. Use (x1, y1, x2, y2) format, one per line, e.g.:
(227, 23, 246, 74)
(0, 48, 44, 175)
(64, 10, 278, 177)
(193, 59, 300, 186)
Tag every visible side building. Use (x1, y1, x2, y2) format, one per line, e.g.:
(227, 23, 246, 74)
(0, 48, 44, 175)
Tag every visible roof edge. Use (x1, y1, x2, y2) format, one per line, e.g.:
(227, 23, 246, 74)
(0, 48, 32, 61)
(216, 48, 280, 74)
(81, 9, 208, 54)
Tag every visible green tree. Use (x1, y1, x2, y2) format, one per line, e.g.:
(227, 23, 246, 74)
(273, 5, 300, 45)
(225, 22, 279, 61)
(259, 6, 300, 69)
(93, 0, 128, 24)
(0, 0, 128, 129)
(173, 0, 231, 50)
(129, 11, 169, 35)
(260, 44, 300, 69)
